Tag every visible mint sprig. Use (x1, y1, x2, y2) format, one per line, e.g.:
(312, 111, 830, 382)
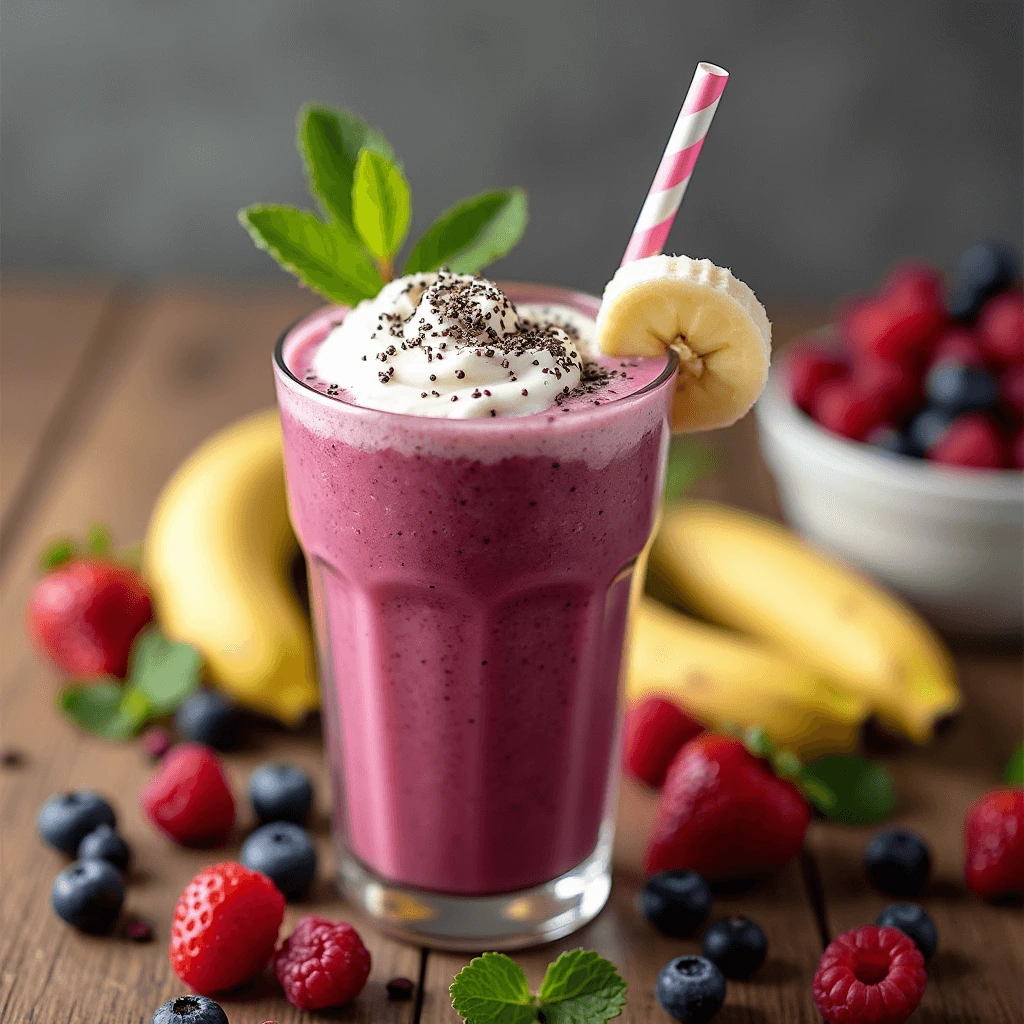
(1004, 742, 1024, 786)
(450, 950, 626, 1024)
(241, 104, 528, 301)
(800, 754, 897, 825)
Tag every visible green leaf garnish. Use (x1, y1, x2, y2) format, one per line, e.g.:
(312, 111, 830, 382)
(352, 150, 412, 262)
(298, 104, 396, 230)
(40, 538, 77, 572)
(1004, 742, 1024, 786)
(405, 189, 528, 275)
(450, 950, 626, 1024)
(663, 439, 714, 504)
(239, 204, 383, 305)
(801, 754, 896, 824)
(129, 627, 202, 716)
(86, 523, 111, 556)
(59, 682, 151, 740)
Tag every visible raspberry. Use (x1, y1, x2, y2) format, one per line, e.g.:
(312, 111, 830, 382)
(273, 915, 371, 1010)
(853, 358, 921, 421)
(786, 345, 847, 414)
(170, 861, 285, 995)
(964, 787, 1024, 901)
(141, 743, 235, 847)
(812, 381, 886, 442)
(812, 925, 926, 1024)
(928, 413, 1007, 470)
(1000, 364, 1024, 421)
(1012, 428, 1024, 470)
(977, 290, 1024, 366)
(927, 329, 987, 370)
(623, 697, 705, 789)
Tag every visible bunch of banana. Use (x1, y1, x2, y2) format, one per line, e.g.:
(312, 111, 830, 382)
(144, 409, 319, 726)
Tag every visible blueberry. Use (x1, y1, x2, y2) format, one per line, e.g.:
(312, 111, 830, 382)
(241, 821, 317, 899)
(641, 870, 712, 937)
(77, 823, 131, 872)
(51, 859, 124, 933)
(864, 828, 931, 897)
(867, 425, 917, 457)
(701, 916, 768, 979)
(174, 690, 239, 750)
(948, 242, 1022, 322)
(150, 995, 230, 1024)
(38, 791, 116, 854)
(926, 363, 999, 415)
(876, 902, 938, 961)
(655, 955, 726, 1023)
(908, 408, 954, 455)
(249, 762, 314, 825)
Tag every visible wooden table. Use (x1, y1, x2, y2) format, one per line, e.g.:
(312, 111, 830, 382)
(1, 280, 1020, 1024)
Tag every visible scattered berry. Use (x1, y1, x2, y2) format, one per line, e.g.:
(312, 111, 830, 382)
(174, 690, 240, 751)
(864, 829, 931, 897)
(977, 289, 1024, 366)
(655, 955, 726, 1024)
(925, 362, 999, 415)
(140, 726, 172, 761)
(241, 821, 317, 899)
(927, 328, 988, 370)
(273, 915, 371, 1011)
(948, 241, 1021, 321)
(77, 823, 131, 872)
(38, 790, 116, 854)
(964, 787, 1024, 901)
(150, 995, 229, 1024)
(51, 859, 125, 933)
(170, 861, 285, 995)
(645, 735, 810, 881)
(875, 903, 938, 961)
(386, 977, 416, 1001)
(907, 407, 954, 455)
(787, 345, 847, 413)
(701, 916, 768, 979)
(929, 413, 1007, 469)
(126, 917, 155, 942)
(812, 381, 886, 441)
(624, 697, 705, 789)
(641, 870, 712, 937)
(142, 743, 235, 847)
(27, 558, 152, 678)
(249, 762, 315, 826)
(812, 925, 926, 1024)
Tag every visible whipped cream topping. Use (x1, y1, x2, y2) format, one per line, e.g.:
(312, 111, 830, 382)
(311, 272, 594, 418)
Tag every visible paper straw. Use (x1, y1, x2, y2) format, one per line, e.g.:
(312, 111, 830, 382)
(621, 62, 729, 265)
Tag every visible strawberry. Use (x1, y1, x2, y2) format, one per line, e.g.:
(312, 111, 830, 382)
(786, 345, 848, 414)
(853, 357, 922, 421)
(964, 787, 1024, 901)
(645, 735, 811, 880)
(812, 380, 887, 441)
(141, 743, 235, 847)
(623, 697, 705, 789)
(28, 558, 152, 678)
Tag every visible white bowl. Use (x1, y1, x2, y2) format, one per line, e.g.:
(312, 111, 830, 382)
(756, 367, 1024, 639)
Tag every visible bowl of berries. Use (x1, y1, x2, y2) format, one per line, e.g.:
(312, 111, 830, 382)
(756, 242, 1024, 639)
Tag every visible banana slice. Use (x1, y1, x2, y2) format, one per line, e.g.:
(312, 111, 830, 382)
(596, 254, 771, 432)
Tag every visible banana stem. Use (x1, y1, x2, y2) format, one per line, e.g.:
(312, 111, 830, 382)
(377, 257, 395, 283)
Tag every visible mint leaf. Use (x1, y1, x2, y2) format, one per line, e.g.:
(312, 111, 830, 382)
(239, 204, 383, 305)
(663, 439, 714, 504)
(405, 188, 528, 276)
(538, 950, 626, 1024)
(801, 755, 896, 825)
(40, 538, 77, 572)
(86, 523, 111, 556)
(129, 627, 202, 716)
(450, 953, 537, 1024)
(1004, 742, 1024, 786)
(59, 682, 150, 740)
(298, 104, 396, 229)
(352, 150, 411, 261)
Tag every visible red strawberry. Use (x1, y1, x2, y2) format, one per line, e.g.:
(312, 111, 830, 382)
(274, 915, 372, 1010)
(170, 861, 285, 994)
(927, 328, 988, 371)
(964, 787, 1024, 901)
(786, 345, 847, 414)
(644, 735, 811, 880)
(141, 743, 235, 847)
(853, 357, 922, 421)
(812, 380, 887, 441)
(928, 413, 1007, 470)
(977, 290, 1024, 366)
(27, 558, 152, 678)
(623, 697, 705, 789)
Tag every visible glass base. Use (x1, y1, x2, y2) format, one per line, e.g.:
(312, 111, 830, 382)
(338, 824, 613, 951)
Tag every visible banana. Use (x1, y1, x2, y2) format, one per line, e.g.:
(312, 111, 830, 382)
(144, 409, 319, 725)
(629, 597, 867, 759)
(596, 254, 771, 432)
(651, 502, 961, 743)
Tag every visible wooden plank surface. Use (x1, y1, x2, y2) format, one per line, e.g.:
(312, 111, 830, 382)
(0, 285, 1020, 1024)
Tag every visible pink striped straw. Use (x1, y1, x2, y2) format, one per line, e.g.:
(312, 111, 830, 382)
(621, 62, 729, 265)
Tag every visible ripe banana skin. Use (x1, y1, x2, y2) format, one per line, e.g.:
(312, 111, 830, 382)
(629, 597, 868, 759)
(144, 409, 319, 725)
(651, 502, 960, 744)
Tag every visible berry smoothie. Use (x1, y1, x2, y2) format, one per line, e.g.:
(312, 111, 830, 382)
(274, 276, 675, 899)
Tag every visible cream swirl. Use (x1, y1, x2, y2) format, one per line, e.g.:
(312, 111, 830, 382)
(311, 272, 590, 418)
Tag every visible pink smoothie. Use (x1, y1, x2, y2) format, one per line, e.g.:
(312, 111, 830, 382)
(274, 285, 675, 896)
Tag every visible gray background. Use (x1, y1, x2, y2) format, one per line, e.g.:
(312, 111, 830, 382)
(2, 0, 1021, 301)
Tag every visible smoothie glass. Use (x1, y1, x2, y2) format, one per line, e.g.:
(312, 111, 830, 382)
(273, 284, 677, 949)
